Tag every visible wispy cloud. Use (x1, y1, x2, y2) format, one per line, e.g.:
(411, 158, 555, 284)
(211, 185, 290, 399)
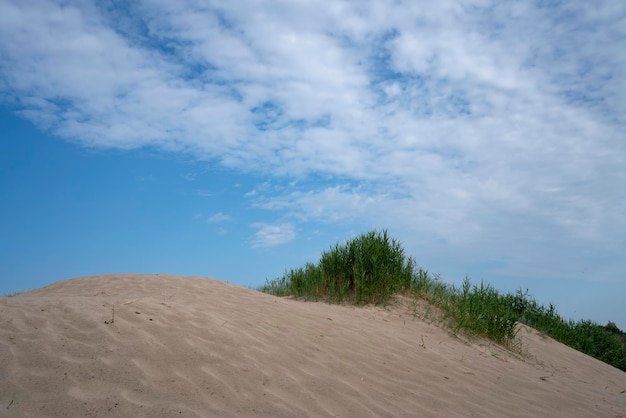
(250, 222, 296, 248)
(196, 190, 213, 198)
(1, 1, 625, 282)
(182, 172, 197, 182)
(207, 212, 232, 223)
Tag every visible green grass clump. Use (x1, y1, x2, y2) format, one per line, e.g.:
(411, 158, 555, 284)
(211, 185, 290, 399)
(444, 279, 519, 344)
(260, 230, 417, 304)
(1, 290, 25, 298)
(503, 290, 626, 370)
(259, 229, 626, 371)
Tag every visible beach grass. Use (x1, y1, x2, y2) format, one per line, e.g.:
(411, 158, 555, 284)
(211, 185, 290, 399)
(259, 229, 626, 371)
(1, 290, 26, 298)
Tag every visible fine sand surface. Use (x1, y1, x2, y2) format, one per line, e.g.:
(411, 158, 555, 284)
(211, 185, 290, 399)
(1, 274, 625, 417)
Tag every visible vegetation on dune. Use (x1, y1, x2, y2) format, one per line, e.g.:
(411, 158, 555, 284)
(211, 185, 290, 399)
(0, 290, 25, 298)
(262, 230, 416, 304)
(259, 229, 626, 372)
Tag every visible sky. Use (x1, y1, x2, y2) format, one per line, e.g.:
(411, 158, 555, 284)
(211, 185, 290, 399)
(1, 0, 625, 329)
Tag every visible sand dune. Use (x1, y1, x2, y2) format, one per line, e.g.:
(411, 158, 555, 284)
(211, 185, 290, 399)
(1, 274, 624, 417)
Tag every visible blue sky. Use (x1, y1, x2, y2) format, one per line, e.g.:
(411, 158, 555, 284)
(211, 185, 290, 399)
(1, 1, 625, 329)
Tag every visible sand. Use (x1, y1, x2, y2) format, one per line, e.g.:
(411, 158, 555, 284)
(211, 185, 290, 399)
(0, 274, 624, 417)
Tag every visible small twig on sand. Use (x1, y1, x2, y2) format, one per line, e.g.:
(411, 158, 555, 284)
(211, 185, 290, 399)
(104, 307, 115, 324)
(7, 399, 14, 409)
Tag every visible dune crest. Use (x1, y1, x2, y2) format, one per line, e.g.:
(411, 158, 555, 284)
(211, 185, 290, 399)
(1, 274, 625, 417)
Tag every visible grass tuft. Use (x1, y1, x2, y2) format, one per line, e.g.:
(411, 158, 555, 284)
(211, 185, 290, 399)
(259, 229, 626, 371)
(260, 230, 417, 304)
(1, 290, 26, 298)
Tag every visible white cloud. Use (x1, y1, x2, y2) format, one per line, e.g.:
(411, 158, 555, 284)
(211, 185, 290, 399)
(207, 212, 232, 223)
(250, 222, 296, 248)
(1, 0, 625, 285)
(196, 190, 213, 198)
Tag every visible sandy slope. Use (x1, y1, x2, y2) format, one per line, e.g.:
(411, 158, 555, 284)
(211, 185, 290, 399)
(0, 274, 624, 417)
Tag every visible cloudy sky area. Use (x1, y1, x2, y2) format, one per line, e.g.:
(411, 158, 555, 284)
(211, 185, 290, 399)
(1, 1, 625, 327)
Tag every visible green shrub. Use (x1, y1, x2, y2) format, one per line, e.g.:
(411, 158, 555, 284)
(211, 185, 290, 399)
(262, 230, 418, 304)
